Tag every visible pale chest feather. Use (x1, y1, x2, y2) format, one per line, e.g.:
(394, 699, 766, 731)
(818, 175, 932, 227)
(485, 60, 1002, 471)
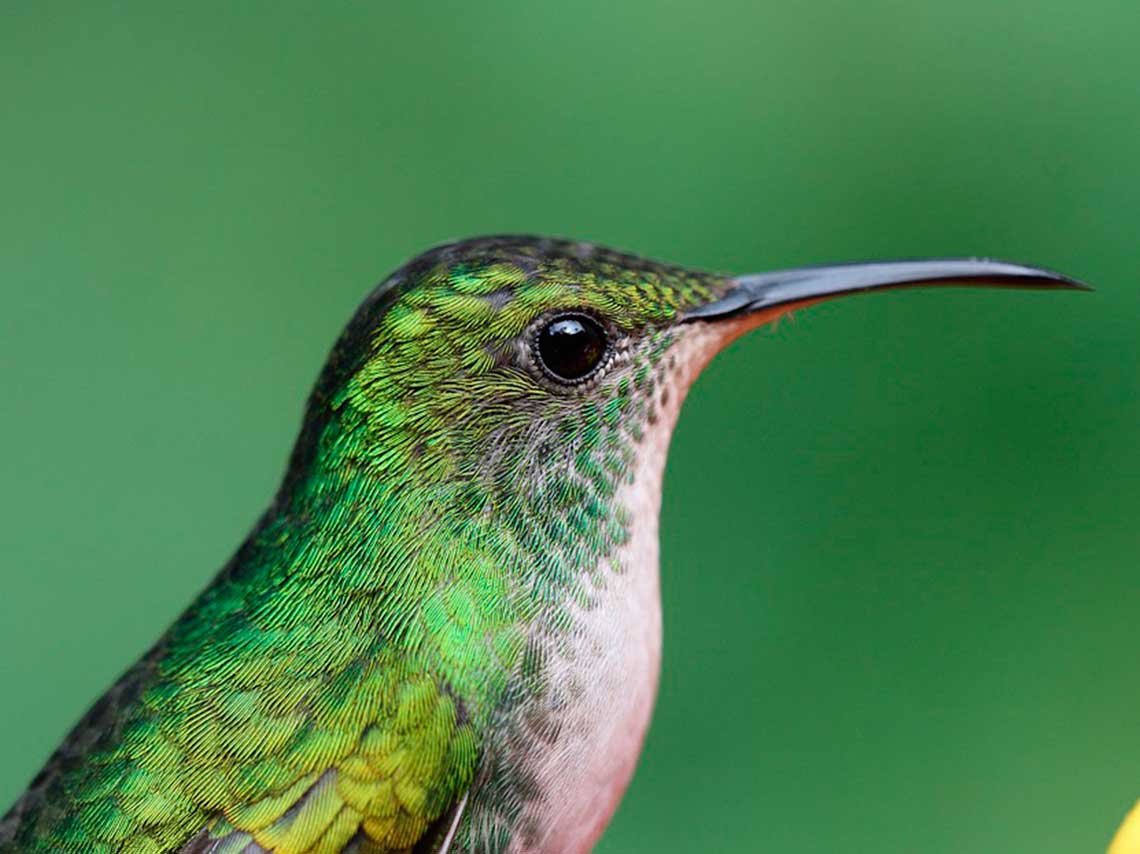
(507, 479, 664, 853)
(491, 326, 724, 854)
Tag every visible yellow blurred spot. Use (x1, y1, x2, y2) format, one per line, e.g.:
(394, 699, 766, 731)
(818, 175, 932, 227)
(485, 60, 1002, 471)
(1110, 801, 1140, 854)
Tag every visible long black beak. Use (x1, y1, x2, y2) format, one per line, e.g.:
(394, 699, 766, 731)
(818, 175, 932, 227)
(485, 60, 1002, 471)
(683, 259, 1090, 322)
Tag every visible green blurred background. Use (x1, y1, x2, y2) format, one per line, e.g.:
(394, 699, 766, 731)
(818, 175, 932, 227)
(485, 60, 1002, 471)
(2, 2, 1138, 851)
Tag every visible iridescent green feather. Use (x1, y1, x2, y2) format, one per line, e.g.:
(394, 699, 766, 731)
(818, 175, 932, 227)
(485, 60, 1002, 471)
(0, 236, 730, 853)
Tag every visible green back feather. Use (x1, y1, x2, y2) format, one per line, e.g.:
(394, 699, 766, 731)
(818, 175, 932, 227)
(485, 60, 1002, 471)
(1, 236, 730, 853)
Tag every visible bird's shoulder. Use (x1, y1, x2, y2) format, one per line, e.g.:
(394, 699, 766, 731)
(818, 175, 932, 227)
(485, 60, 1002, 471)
(3, 598, 488, 852)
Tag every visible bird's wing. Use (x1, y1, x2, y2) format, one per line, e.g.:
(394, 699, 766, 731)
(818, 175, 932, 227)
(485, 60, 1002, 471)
(413, 790, 469, 854)
(177, 784, 469, 854)
(3, 622, 483, 853)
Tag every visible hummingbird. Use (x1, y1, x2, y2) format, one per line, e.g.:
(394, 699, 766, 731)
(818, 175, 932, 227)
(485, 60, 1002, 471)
(1, 236, 1084, 854)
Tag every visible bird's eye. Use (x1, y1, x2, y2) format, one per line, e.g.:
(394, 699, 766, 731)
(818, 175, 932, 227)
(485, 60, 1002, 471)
(536, 313, 608, 383)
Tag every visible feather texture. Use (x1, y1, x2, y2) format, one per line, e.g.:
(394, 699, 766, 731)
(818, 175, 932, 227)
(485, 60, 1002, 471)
(2, 237, 731, 853)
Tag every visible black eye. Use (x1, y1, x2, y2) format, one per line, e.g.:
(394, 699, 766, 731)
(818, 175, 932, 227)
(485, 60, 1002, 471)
(536, 313, 608, 383)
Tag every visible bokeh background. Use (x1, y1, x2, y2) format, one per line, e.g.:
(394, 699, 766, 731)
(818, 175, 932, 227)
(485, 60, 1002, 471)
(3, 2, 1138, 851)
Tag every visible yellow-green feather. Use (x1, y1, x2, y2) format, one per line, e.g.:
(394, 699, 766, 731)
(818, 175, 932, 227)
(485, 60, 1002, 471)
(2, 237, 730, 853)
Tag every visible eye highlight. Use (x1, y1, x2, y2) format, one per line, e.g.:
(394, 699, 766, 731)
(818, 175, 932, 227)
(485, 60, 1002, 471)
(535, 313, 609, 383)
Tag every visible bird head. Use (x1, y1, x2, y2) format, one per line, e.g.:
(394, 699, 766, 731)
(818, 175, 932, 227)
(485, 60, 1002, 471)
(275, 235, 1082, 601)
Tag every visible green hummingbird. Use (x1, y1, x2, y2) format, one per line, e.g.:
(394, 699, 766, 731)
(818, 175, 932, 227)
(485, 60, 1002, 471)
(1, 236, 1084, 854)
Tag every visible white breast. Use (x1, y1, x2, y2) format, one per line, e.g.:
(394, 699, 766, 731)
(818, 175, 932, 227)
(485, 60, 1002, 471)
(508, 325, 728, 854)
